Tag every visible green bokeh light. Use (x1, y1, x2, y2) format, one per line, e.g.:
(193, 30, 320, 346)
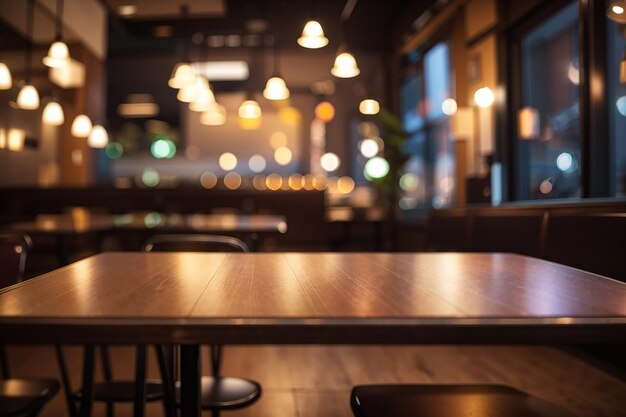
(105, 142, 123, 159)
(151, 138, 176, 159)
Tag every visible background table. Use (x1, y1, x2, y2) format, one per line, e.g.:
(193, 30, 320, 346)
(1, 252, 625, 417)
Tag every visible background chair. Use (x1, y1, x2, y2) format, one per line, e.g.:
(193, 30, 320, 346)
(0, 233, 60, 417)
(143, 234, 261, 417)
(350, 384, 578, 417)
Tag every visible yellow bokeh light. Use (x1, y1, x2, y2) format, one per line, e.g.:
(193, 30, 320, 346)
(224, 172, 242, 190)
(253, 175, 267, 190)
(315, 101, 335, 123)
(238, 116, 262, 130)
(327, 177, 339, 193)
(278, 106, 302, 126)
(274, 146, 292, 165)
(337, 176, 355, 194)
(313, 175, 327, 190)
(218, 152, 237, 171)
(289, 174, 303, 190)
(270, 131, 288, 149)
(200, 171, 217, 189)
(302, 174, 315, 190)
(266, 173, 283, 191)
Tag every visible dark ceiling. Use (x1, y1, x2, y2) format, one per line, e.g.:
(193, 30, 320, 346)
(106, 0, 433, 55)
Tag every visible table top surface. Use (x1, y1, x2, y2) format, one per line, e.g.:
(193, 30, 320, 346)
(2, 252, 625, 344)
(5, 213, 288, 234)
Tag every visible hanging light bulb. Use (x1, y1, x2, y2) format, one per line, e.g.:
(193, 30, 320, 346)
(43, 41, 70, 68)
(607, 1, 626, 23)
(189, 86, 216, 112)
(298, 20, 329, 49)
(0, 62, 12, 90)
(200, 104, 227, 126)
(71, 114, 92, 137)
(17, 84, 40, 110)
(238, 99, 262, 119)
(168, 62, 196, 89)
(88, 125, 109, 148)
(263, 76, 290, 100)
(331, 48, 360, 78)
(177, 76, 208, 103)
(359, 99, 380, 115)
(43, 0, 71, 68)
(42, 101, 65, 125)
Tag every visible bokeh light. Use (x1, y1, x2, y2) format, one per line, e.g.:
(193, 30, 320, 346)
(474, 87, 494, 108)
(441, 98, 458, 116)
(289, 174, 303, 190)
(266, 173, 283, 190)
(248, 154, 266, 173)
(151, 138, 176, 159)
(219, 152, 238, 171)
(556, 152, 573, 172)
(224, 172, 242, 190)
(313, 175, 327, 190)
(399, 173, 419, 192)
(270, 131, 288, 149)
(320, 152, 340, 172)
(200, 171, 218, 189)
(364, 157, 390, 180)
(141, 168, 160, 187)
(105, 142, 123, 159)
(253, 175, 267, 190)
(357, 121, 379, 137)
(359, 138, 382, 158)
(337, 176, 355, 194)
(315, 101, 335, 122)
(616, 96, 626, 116)
(274, 147, 292, 165)
(539, 178, 553, 194)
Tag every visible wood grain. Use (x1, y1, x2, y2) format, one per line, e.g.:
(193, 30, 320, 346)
(1, 252, 626, 344)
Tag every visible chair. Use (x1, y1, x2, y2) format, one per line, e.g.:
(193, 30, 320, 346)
(143, 234, 261, 417)
(0, 233, 60, 417)
(350, 384, 578, 417)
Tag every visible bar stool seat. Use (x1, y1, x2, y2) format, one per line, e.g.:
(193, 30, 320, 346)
(0, 378, 60, 417)
(351, 385, 578, 417)
(174, 377, 261, 410)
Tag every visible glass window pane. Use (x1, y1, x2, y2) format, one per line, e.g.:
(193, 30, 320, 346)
(424, 42, 450, 121)
(607, 19, 626, 196)
(401, 71, 424, 132)
(519, 1, 581, 199)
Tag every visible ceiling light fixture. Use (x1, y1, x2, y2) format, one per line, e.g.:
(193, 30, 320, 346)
(359, 98, 380, 115)
(17, 0, 39, 110)
(298, 21, 329, 49)
(43, 0, 71, 68)
(42, 100, 65, 126)
(71, 114, 92, 137)
(200, 104, 227, 126)
(88, 125, 109, 148)
(239, 97, 262, 119)
(178, 76, 209, 103)
(263, 42, 290, 100)
(607, 1, 626, 22)
(331, 46, 360, 78)
(168, 5, 195, 89)
(0, 62, 12, 90)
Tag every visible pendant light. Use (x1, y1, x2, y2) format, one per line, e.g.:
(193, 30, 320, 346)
(607, 1, 626, 23)
(331, 46, 360, 78)
(43, 0, 70, 68)
(200, 104, 227, 126)
(239, 97, 262, 119)
(17, 0, 39, 110)
(0, 62, 12, 90)
(88, 125, 109, 148)
(71, 114, 92, 137)
(263, 42, 290, 100)
(178, 76, 209, 103)
(168, 5, 196, 89)
(42, 99, 65, 126)
(298, 0, 328, 48)
(189, 85, 216, 112)
(359, 98, 380, 115)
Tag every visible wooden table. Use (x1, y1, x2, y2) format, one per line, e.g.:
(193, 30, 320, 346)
(4, 213, 288, 262)
(1, 252, 625, 417)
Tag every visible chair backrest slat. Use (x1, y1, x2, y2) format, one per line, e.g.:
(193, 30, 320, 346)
(142, 234, 249, 253)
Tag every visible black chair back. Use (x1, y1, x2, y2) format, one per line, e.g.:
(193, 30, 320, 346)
(142, 234, 249, 253)
(0, 234, 32, 290)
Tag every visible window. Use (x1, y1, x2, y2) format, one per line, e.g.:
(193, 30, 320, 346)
(607, 16, 626, 196)
(517, 1, 581, 200)
(400, 41, 454, 213)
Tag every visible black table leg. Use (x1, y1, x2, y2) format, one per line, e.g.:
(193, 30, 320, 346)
(180, 344, 201, 417)
(133, 345, 147, 417)
(79, 345, 95, 417)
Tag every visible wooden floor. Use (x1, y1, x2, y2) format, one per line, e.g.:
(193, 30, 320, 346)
(6, 345, 626, 417)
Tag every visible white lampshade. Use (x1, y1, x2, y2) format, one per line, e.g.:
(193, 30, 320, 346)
(0, 62, 12, 90)
(297, 20, 329, 49)
(87, 125, 109, 148)
(359, 99, 380, 115)
(189, 88, 216, 112)
(16, 84, 40, 110)
(71, 114, 92, 137)
(331, 51, 360, 78)
(263, 76, 290, 100)
(238, 99, 262, 119)
(7, 129, 25, 152)
(177, 77, 209, 103)
(168, 62, 195, 89)
(42, 101, 65, 126)
(43, 41, 70, 68)
(200, 104, 227, 126)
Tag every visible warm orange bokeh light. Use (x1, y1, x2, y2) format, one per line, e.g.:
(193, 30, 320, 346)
(315, 101, 335, 123)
